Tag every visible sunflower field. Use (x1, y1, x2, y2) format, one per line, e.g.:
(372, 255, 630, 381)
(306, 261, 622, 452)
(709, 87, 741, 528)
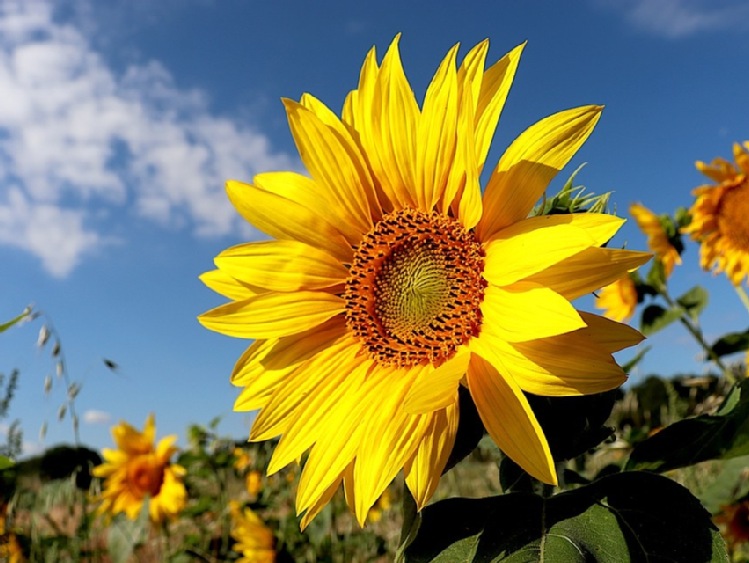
(3, 36, 749, 562)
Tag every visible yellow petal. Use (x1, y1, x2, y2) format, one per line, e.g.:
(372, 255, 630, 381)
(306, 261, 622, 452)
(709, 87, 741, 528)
(295, 365, 394, 514)
(226, 179, 352, 263)
(404, 350, 468, 413)
(481, 282, 585, 342)
(578, 311, 644, 352)
(300, 474, 343, 530)
(404, 401, 459, 509)
(198, 291, 344, 339)
(471, 328, 627, 397)
(353, 365, 430, 525)
(455, 83, 483, 230)
(457, 39, 489, 114)
(215, 240, 348, 292)
(467, 354, 556, 484)
(199, 269, 264, 301)
(267, 356, 370, 474)
(479, 105, 603, 240)
(250, 334, 360, 440)
(523, 247, 652, 301)
(474, 42, 525, 172)
(283, 98, 375, 235)
(483, 214, 622, 287)
(417, 43, 459, 212)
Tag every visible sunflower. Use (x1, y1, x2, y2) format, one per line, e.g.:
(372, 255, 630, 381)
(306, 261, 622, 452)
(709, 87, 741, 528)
(92, 414, 186, 523)
(683, 142, 749, 286)
(229, 502, 276, 563)
(199, 36, 650, 526)
(629, 203, 681, 278)
(595, 275, 638, 323)
(715, 499, 749, 547)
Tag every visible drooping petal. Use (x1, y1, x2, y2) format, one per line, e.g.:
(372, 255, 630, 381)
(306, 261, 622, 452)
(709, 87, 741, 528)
(482, 212, 623, 287)
(471, 328, 627, 397)
(198, 291, 344, 339)
(214, 240, 348, 292)
(267, 357, 371, 474)
(479, 105, 603, 240)
(353, 365, 432, 525)
(300, 474, 343, 530)
(404, 350, 469, 413)
(404, 401, 459, 509)
(480, 283, 585, 342)
(226, 180, 352, 263)
(523, 247, 652, 301)
(578, 311, 644, 352)
(283, 98, 375, 234)
(250, 334, 361, 441)
(467, 354, 556, 485)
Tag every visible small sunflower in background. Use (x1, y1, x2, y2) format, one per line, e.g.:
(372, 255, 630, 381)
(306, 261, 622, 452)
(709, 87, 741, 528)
(229, 501, 276, 563)
(684, 142, 749, 286)
(200, 35, 650, 526)
(92, 414, 186, 523)
(630, 203, 682, 278)
(595, 275, 638, 323)
(715, 499, 749, 549)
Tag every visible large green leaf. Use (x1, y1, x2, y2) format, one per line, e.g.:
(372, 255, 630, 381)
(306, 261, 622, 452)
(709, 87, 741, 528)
(640, 304, 682, 336)
(677, 285, 708, 321)
(404, 472, 726, 562)
(626, 380, 749, 472)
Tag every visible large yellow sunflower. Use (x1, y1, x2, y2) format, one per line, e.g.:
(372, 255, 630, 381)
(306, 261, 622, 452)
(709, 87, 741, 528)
(630, 203, 681, 278)
(199, 36, 650, 526)
(595, 275, 638, 323)
(92, 414, 186, 523)
(683, 142, 749, 286)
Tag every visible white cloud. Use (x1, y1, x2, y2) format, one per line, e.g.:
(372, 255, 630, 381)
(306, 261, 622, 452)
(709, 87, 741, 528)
(597, 0, 749, 38)
(82, 409, 112, 425)
(0, 0, 294, 277)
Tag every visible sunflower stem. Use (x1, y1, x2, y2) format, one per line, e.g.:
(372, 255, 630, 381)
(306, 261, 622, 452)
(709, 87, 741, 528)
(660, 290, 733, 383)
(734, 284, 749, 316)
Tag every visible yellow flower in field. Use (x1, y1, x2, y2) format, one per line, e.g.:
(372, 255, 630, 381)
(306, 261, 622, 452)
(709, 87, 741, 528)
(246, 470, 263, 497)
(92, 414, 186, 523)
(595, 276, 638, 322)
(0, 510, 24, 563)
(715, 499, 749, 547)
(229, 501, 275, 563)
(684, 142, 749, 286)
(368, 488, 392, 523)
(630, 203, 681, 278)
(199, 36, 650, 527)
(234, 447, 252, 472)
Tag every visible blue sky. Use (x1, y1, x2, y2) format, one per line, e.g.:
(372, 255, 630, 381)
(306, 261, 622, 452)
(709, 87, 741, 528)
(2, 0, 749, 456)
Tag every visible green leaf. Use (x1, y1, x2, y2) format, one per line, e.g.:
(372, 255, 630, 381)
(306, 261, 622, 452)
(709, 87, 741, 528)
(626, 380, 749, 472)
(0, 455, 13, 470)
(677, 286, 708, 321)
(405, 472, 726, 562)
(640, 304, 682, 336)
(0, 307, 31, 333)
(107, 502, 150, 563)
(711, 329, 749, 358)
(698, 456, 749, 515)
(645, 259, 667, 291)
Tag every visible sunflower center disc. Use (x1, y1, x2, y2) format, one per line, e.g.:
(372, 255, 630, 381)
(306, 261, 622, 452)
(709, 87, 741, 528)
(345, 209, 485, 367)
(718, 180, 749, 249)
(127, 455, 165, 498)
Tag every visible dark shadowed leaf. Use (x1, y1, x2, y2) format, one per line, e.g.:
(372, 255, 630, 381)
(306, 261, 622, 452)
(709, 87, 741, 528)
(677, 286, 708, 321)
(711, 329, 749, 358)
(405, 472, 727, 562)
(640, 304, 682, 336)
(626, 380, 749, 472)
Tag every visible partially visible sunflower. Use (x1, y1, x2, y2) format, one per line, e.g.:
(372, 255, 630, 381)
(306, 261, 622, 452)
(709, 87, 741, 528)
(684, 142, 749, 286)
(630, 203, 681, 278)
(0, 509, 24, 563)
(595, 275, 638, 323)
(229, 501, 276, 563)
(234, 447, 252, 473)
(199, 36, 651, 526)
(246, 470, 263, 498)
(715, 499, 749, 548)
(92, 414, 186, 523)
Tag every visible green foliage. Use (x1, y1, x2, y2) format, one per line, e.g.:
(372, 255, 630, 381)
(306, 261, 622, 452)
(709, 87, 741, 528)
(640, 304, 682, 335)
(711, 329, 749, 358)
(535, 165, 611, 216)
(107, 501, 150, 563)
(404, 472, 726, 562)
(626, 380, 749, 472)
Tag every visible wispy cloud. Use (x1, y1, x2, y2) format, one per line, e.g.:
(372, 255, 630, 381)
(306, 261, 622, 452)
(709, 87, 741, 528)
(0, 0, 293, 277)
(82, 409, 112, 425)
(597, 0, 749, 38)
